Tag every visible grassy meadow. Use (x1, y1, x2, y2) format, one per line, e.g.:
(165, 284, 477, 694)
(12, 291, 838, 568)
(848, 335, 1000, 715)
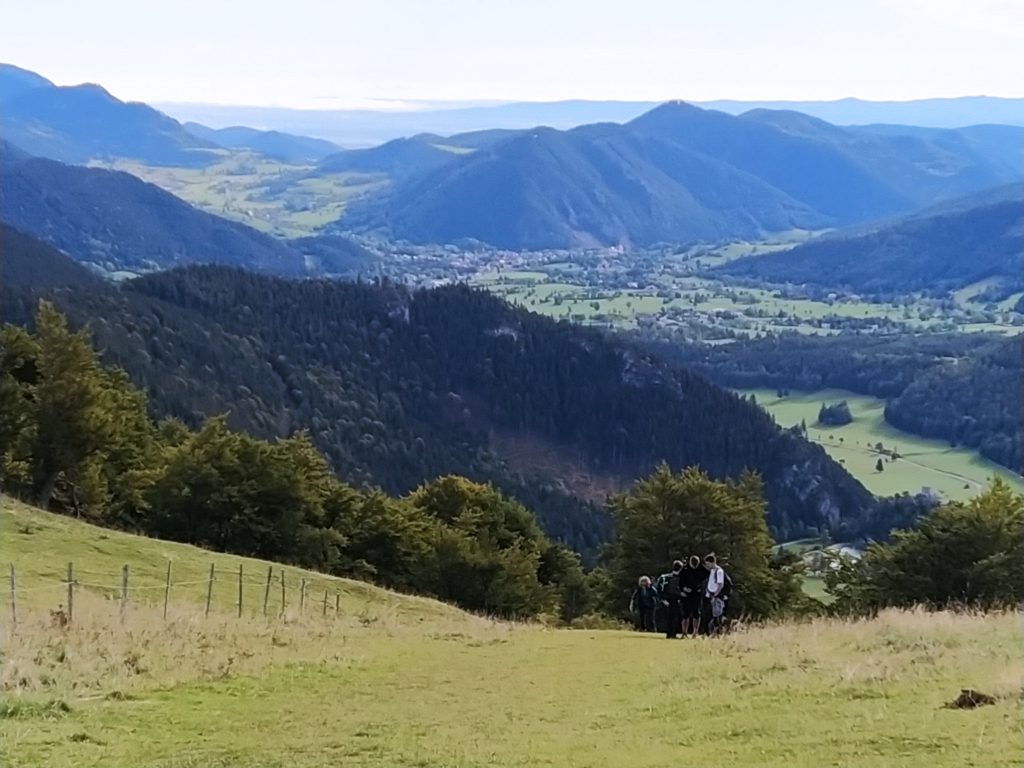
(738, 388, 1024, 501)
(3, 496, 1023, 767)
(100, 155, 386, 238)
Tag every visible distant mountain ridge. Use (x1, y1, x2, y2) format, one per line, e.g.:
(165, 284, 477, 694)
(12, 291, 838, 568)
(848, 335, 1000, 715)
(317, 136, 461, 177)
(182, 122, 340, 163)
(155, 95, 1024, 148)
(0, 64, 217, 166)
(337, 102, 1024, 249)
(3, 63, 1021, 252)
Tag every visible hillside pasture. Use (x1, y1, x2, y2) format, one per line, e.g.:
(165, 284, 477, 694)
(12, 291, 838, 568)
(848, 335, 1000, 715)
(2, 498, 1022, 768)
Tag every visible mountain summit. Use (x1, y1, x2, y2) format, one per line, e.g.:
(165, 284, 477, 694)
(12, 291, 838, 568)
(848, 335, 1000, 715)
(0, 64, 218, 166)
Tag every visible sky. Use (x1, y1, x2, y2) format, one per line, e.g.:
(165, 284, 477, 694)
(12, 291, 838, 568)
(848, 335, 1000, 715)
(3, 0, 1022, 109)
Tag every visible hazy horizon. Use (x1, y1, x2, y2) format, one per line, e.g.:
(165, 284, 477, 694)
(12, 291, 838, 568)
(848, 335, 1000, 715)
(3, 0, 1022, 110)
(147, 95, 1024, 113)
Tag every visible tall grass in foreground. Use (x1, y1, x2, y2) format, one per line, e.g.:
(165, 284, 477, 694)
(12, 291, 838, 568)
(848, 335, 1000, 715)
(0, 590, 503, 700)
(3, 592, 1021, 704)
(3, 601, 1022, 768)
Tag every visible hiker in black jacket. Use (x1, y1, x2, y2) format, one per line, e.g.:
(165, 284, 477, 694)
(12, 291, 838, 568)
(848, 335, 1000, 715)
(655, 560, 685, 639)
(681, 555, 705, 636)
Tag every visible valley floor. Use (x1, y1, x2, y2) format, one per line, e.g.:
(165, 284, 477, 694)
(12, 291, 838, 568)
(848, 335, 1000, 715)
(738, 388, 1024, 501)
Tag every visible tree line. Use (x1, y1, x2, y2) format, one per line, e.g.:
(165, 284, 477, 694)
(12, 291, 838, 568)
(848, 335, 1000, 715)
(0, 303, 589, 620)
(826, 479, 1023, 613)
(0, 266, 874, 550)
(3, 302, 1016, 619)
(0, 302, 819, 622)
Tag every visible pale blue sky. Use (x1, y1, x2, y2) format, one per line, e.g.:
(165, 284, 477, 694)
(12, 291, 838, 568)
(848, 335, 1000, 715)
(3, 0, 1021, 108)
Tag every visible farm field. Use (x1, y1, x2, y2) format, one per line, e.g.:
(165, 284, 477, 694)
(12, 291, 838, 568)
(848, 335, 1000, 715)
(100, 155, 386, 238)
(2, 497, 1021, 768)
(738, 388, 1024, 501)
(471, 257, 1024, 339)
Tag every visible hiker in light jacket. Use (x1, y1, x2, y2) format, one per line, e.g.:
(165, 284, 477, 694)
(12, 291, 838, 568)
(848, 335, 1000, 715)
(702, 553, 727, 636)
(630, 575, 658, 632)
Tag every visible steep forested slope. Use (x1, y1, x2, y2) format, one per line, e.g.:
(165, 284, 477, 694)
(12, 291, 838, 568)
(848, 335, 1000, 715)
(0, 68, 216, 166)
(718, 187, 1024, 294)
(0, 223, 101, 289)
(646, 332, 1003, 399)
(2, 268, 874, 546)
(0, 147, 308, 276)
(886, 337, 1023, 472)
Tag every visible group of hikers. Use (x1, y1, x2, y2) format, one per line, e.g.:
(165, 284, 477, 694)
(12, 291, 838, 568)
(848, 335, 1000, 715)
(629, 554, 732, 638)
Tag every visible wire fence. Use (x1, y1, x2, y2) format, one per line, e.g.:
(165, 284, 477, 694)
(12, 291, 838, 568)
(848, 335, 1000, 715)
(1, 560, 354, 630)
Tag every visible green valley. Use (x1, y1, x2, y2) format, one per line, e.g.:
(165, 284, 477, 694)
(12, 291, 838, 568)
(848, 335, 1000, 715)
(738, 389, 1024, 501)
(101, 154, 387, 238)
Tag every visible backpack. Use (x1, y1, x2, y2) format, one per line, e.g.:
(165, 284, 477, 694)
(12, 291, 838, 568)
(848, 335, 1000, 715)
(720, 572, 733, 599)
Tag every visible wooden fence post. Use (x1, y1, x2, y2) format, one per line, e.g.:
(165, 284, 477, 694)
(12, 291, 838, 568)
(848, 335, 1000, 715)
(335, 593, 340, 615)
(163, 561, 172, 620)
(120, 564, 129, 624)
(237, 563, 244, 619)
(263, 566, 273, 616)
(66, 562, 74, 624)
(299, 578, 306, 614)
(322, 589, 328, 617)
(279, 570, 286, 617)
(205, 563, 215, 618)
(8, 563, 16, 628)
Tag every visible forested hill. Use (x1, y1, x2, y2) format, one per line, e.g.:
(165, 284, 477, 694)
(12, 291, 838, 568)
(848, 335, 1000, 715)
(641, 332, 1022, 474)
(886, 336, 1023, 473)
(338, 103, 1023, 249)
(0, 144, 308, 277)
(2, 267, 873, 547)
(0, 223, 101, 289)
(717, 186, 1024, 295)
(182, 122, 341, 163)
(0, 64, 217, 167)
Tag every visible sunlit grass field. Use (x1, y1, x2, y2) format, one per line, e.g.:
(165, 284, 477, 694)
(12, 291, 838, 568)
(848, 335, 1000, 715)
(99, 155, 385, 237)
(739, 389, 1024, 501)
(2, 497, 1022, 767)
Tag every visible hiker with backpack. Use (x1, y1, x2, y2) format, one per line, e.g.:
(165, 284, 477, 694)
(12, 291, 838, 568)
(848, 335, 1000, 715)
(702, 553, 728, 636)
(629, 575, 658, 632)
(655, 560, 685, 639)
